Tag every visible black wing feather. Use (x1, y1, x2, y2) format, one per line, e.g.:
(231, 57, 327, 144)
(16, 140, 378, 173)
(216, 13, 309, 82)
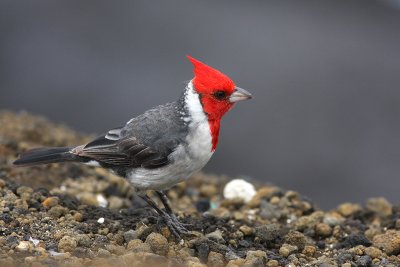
(81, 133, 170, 168)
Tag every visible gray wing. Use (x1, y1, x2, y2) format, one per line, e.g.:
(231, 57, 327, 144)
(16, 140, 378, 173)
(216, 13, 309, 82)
(80, 128, 170, 169)
(79, 102, 187, 169)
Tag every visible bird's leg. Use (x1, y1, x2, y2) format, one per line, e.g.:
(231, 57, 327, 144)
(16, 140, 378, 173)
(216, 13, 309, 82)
(155, 190, 174, 215)
(155, 190, 192, 232)
(139, 193, 189, 239)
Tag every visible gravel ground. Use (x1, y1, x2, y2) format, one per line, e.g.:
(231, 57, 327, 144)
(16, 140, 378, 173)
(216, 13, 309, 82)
(1, 111, 400, 267)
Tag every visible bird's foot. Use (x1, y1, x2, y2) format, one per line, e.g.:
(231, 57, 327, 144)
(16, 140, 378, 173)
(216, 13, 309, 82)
(159, 211, 192, 239)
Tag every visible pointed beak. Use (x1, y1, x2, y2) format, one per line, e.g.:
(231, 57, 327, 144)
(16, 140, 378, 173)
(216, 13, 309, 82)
(229, 87, 253, 103)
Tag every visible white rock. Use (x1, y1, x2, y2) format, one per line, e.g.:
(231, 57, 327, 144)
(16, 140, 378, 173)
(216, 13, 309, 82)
(97, 217, 105, 224)
(16, 241, 30, 252)
(96, 194, 108, 208)
(29, 236, 40, 246)
(223, 179, 256, 203)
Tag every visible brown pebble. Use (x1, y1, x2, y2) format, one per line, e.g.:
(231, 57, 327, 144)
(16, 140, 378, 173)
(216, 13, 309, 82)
(246, 250, 267, 261)
(364, 246, 382, 259)
(266, 259, 279, 267)
(207, 251, 225, 267)
(315, 223, 332, 237)
(302, 245, 316, 257)
(42, 197, 59, 209)
(366, 197, 392, 217)
(337, 202, 362, 217)
(73, 212, 83, 222)
(47, 205, 67, 218)
(145, 233, 169, 255)
(372, 230, 400, 255)
(58, 236, 77, 252)
(279, 243, 298, 257)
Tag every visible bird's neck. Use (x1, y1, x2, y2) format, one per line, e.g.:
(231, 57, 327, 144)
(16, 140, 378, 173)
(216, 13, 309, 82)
(181, 81, 220, 151)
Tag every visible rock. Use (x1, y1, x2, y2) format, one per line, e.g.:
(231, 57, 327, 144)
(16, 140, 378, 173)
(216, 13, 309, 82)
(207, 251, 225, 267)
(108, 196, 124, 209)
(337, 203, 362, 217)
(243, 258, 264, 267)
(248, 186, 280, 208)
(355, 255, 372, 267)
(195, 199, 211, 213)
(78, 192, 99, 206)
(340, 233, 372, 248)
(42, 197, 59, 209)
(366, 197, 392, 217)
(97, 248, 111, 257)
(226, 259, 245, 267)
(254, 223, 282, 242)
(315, 223, 332, 237)
(205, 229, 225, 243)
(279, 243, 298, 257)
(302, 245, 316, 257)
(58, 236, 77, 252)
(239, 225, 253, 236)
(284, 230, 308, 250)
(73, 212, 83, 222)
(123, 230, 138, 243)
(223, 179, 256, 203)
(145, 233, 169, 256)
(127, 239, 152, 253)
(323, 211, 344, 226)
(47, 205, 67, 218)
(364, 246, 382, 259)
(15, 241, 31, 252)
(294, 211, 324, 231)
(196, 242, 210, 263)
(372, 230, 400, 255)
(16, 186, 33, 200)
(245, 250, 267, 262)
(259, 200, 281, 219)
(75, 234, 92, 247)
(266, 260, 279, 267)
(200, 184, 218, 198)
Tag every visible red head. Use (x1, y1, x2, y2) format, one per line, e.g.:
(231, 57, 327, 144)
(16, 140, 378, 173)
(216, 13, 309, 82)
(187, 55, 252, 150)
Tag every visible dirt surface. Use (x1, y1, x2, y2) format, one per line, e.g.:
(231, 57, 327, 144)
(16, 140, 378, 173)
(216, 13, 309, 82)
(1, 111, 400, 267)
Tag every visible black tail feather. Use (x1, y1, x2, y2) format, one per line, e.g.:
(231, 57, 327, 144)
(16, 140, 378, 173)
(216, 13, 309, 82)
(13, 147, 78, 166)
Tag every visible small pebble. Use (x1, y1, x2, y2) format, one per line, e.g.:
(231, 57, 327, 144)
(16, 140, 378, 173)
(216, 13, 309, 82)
(15, 241, 31, 252)
(337, 203, 362, 217)
(315, 223, 332, 237)
(145, 233, 169, 256)
(42, 197, 59, 209)
(207, 251, 225, 267)
(239, 225, 253, 236)
(223, 179, 256, 203)
(279, 243, 298, 257)
(58, 236, 77, 252)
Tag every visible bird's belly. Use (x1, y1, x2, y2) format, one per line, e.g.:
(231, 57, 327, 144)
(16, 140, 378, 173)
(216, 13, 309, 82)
(127, 144, 213, 191)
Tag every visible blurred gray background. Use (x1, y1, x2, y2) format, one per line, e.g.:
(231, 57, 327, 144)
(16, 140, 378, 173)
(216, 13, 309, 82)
(1, 0, 400, 208)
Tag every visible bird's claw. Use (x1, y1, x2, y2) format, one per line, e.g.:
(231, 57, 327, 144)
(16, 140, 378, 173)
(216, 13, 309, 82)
(160, 211, 193, 239)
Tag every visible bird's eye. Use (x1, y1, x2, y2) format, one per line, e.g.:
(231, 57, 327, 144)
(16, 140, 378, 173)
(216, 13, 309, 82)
(213, 91, 226, 100)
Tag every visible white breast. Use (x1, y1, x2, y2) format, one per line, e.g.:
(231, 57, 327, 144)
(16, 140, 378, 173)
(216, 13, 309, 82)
(128, 81, 214, 191)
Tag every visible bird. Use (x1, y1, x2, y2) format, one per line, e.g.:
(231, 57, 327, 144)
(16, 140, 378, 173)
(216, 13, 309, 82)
(13, 55, 252, 238)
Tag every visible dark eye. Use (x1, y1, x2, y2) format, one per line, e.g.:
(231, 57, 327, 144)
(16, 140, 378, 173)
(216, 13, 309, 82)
(213, 91, 226, 100)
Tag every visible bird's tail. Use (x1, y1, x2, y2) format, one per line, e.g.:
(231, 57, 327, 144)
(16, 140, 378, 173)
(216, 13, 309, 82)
(13, 147, 80, 166)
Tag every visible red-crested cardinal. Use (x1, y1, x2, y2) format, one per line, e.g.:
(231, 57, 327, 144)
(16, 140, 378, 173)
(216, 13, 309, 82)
(13, 56, 252, 237)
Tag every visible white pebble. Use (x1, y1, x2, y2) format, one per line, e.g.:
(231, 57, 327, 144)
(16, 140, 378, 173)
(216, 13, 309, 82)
(97, 217, 105, 224)
(223, 179, 256, 203)
(16, 241, 30, 252)
(96, 194, 108, 208)
(29, 236, 40, 246)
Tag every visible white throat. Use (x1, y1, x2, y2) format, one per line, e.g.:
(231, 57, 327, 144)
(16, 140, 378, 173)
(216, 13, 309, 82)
(184, 81, 213, 157)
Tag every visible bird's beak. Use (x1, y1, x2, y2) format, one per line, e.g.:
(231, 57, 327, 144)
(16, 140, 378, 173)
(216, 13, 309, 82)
(229, 87, 253, 103)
